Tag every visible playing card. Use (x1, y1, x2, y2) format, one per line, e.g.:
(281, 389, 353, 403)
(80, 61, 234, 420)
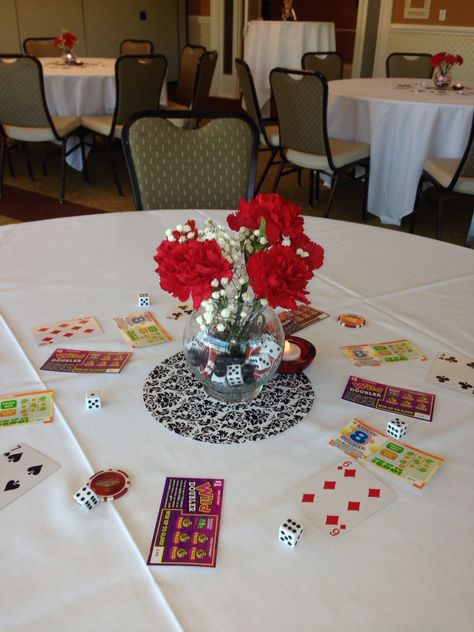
(32, 316, 102, 346)
(426, 352, 474, 396)
(166, 301, 193, 321)
(0, 444, 60, 510)
(293, 458, 397, 538)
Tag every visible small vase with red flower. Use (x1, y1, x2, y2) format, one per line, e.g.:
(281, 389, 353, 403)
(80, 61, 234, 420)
(431, 52, 463, 90)
(54, 31, 79, 66)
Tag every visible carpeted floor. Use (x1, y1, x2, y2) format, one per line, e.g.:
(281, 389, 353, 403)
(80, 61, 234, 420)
(1, 140, 472, 248)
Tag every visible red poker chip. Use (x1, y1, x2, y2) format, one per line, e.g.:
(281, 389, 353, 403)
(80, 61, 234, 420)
(337, 314, 366, 328)
(88, 469, 130, 502)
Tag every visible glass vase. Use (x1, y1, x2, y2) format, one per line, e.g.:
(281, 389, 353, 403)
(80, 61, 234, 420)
(183, 305, 285, 403)
(61, 48, 77, 66)
(433, 70, 451, 90)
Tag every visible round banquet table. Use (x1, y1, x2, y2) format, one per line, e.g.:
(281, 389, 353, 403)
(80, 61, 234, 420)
(328, 78, 474, 226)
(0, 211, 473, 632)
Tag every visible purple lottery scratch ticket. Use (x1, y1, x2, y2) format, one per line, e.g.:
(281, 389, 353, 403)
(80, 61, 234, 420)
(341, 375, 435, 421)
(147, 477, 224, 567)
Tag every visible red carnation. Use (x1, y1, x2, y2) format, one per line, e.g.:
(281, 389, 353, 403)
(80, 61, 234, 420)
(154, 238, 233, 308)
(228, 193, 304, 245)
(455, 55, 464, 65)
(247, 245, 312, 310)
(291, 233, 325, 272)
(431, 52, 446, 67)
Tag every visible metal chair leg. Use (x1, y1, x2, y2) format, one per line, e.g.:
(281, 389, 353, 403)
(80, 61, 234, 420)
(325, 173, 341, 217)
(0, 136, 5, 198)
(59, 140, 67, 203)
(271, 156, 286, 194)
(80, 133, 90, 184)
(465, 211, 474, 248)
(106, 140, 123, 197)
(361, 162, 369, 223)
(24, 143, 34, 180)
(410, 177, 425, 233)
(436, 189, 443, 240)
(256, 148, 277, 193)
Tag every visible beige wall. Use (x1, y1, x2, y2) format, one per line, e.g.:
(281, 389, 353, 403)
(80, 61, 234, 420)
(392, 0, 474, 27)
(2, 0, 183, 80)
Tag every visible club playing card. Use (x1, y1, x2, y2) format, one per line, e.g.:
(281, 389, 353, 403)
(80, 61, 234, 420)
(293, 458, 397, 538)
(0, 444, 60, 510)
(32, 316, 102, 346)
(426, 352, 474, 396)
(166, 301, 193, 321)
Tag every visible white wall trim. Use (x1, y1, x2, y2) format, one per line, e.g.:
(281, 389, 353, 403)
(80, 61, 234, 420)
(188, 15, 211, 26)
(391, 23, 474, 35)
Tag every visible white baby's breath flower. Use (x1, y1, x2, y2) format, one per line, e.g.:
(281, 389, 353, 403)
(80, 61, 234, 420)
(217, 323, 225, 332)
(167, 235, 176, 242)
(221, 277, 229, 286)
(221, 308, 230, 318)
(296, 248, 309, 258)
(282, 236, 291, 246)
(212, 291, 220, 299)
(178, 236, 186, 243)
(259, 237, 267, 245)
(165, 228, 173, 237)
(211, 279, 219, 288)
(204, 311, 213, 324)
(196, 315, 204, 326)
(176, 224, 183, 232)
(260, 298, 268, 306)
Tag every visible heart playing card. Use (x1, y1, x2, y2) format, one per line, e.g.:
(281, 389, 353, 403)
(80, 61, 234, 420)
(32, 316, 102, 345)
(0, 444, 60, 509)
(292, 459, 397, 537)
(426, 352, 474, 396)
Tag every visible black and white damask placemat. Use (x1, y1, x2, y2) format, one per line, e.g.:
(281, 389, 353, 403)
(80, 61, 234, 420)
(143, 352, 314, 444)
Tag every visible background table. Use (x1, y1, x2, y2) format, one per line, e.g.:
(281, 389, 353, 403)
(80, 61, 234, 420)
(0, 211, 473, 631)
(328, 78, 474, 225)
(41, 58, 168, 170)
(244, 20, 336, 115)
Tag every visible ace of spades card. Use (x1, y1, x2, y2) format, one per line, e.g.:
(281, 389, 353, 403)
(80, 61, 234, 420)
(426, 352, 474, 396)
(292, 459, 397, 538)
(0, 444, 60, 510)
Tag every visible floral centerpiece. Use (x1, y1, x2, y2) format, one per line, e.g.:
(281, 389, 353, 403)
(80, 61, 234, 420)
(54, 31, 78, 65)
(153, 193, 324, 403)
(431, 52, 463, 89)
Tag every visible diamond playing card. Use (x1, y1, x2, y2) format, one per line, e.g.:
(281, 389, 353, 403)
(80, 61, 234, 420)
(426, 352, 474, 397)
(293, 459, 397, 538)
(32, 316, 102, 346)
(0, 444, 60, 510)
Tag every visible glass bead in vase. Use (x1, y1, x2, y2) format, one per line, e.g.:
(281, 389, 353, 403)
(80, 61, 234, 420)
(433, 70, 451, 90)
(183, 304, 285, 403)
(62, 48, 77, 66)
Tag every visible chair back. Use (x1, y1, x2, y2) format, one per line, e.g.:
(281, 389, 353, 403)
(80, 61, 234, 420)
(190, 50, 218, 110)
(175, 45, 206, 105)
(23, 37, 59, 57)
(0, 55, 55, 132)
(122, 110, 259, 210)
(451, 112, 474, 185)
(301, 51, 344, 80)
(235, 58, 266, 134)
(112, 55, 167, 133)
(270, 68, 333, 167)
(120, 39, 154, 56)
(386, 53, 433, 78)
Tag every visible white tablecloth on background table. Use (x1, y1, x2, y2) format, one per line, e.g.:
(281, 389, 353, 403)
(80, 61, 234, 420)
(0, 211, 473, 631)
(328, 78, 474, 225)
(244, 20, 336, 115)
(41, 58, 168, 170)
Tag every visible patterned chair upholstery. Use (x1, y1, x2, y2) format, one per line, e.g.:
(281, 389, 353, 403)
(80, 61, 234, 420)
(301, 51, 344, 81)
(119, 40, 154, 56)
(235, 58, 280, 193)
(411, 112, 474, 246)
(270, 68, 370, 217)
(386, 53, 433, 78)
(81, 54, 167, 196)
(122, 110, 259, 210)
(0, 55, 84, 202)
(23, 37, 60, 57)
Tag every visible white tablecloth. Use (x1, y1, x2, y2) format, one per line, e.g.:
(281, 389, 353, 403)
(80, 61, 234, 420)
(244, 20, 336, 115)
(328, 78, 474, 225)
(0, 211, 473, 631)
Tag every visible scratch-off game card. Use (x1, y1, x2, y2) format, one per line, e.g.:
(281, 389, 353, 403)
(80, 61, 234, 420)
(40, 349, 131, 373)
(113, 311, 172, 348)
(340, 339, 427, 367)
(0, 390, 54, 427)
(342, 375, 435, 421)
(147, 477, 224, 567)
(279, 305, 329, 334)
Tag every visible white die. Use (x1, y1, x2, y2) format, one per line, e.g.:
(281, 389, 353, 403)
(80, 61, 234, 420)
(138, 292, 150, 307)
(249, 353, 271, 370)
(260, 334, 282, 360)
(85, 391, 101, 410)
(386, 418, 407, 439)
(74, 485, 100, 512)
(279, 518, 303, 548)
(211, 372, 227, 384)
(226, 364, 244, 385)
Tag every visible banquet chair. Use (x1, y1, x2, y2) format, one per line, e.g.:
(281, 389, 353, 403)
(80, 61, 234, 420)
(122, 110, 259, 210)
(235, 58, 280, 192)
(386, 53, 433, 78)
(81, 54, 167, 196)
(166, 50, 218, 129)
(119, 39, 153, 56)
(170, 45, 207, 107)
(0, 55, 85, 202)
(301, 51, 344, 81)
(23, 37, 59, 57)
(269, 68, 370, 217)
(411, 112, 474, 247)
